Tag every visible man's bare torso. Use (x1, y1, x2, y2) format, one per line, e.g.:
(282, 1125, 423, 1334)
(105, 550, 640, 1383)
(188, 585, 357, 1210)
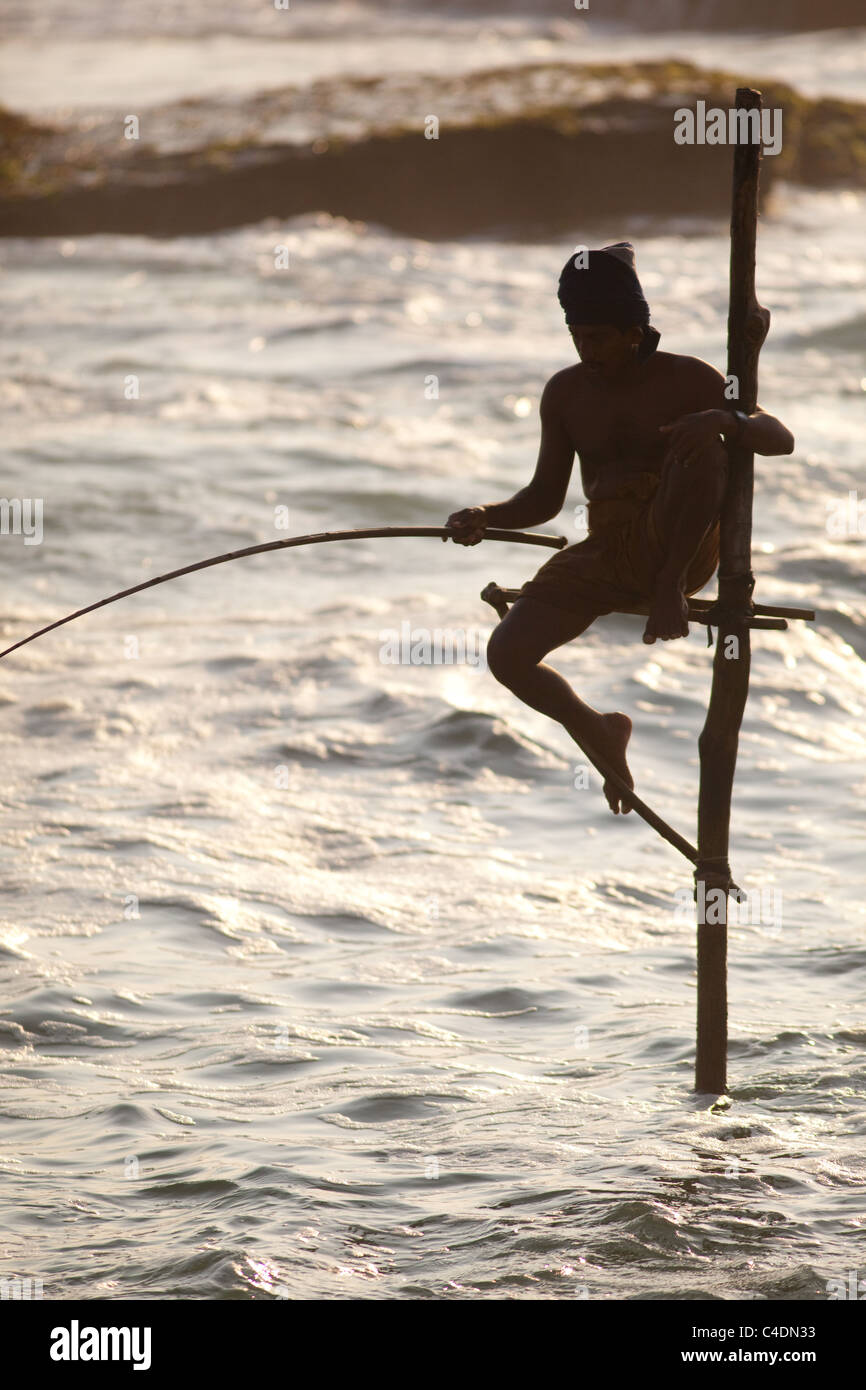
(547, 350, 728, 500)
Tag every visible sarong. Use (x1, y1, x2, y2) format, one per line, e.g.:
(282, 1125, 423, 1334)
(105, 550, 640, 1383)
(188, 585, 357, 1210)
(520, 469, 719, 615)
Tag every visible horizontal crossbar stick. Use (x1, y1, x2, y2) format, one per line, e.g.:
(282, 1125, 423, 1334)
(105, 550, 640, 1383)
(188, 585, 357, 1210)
(482, 584, 813, 629)
(687, 597, 815, 620)
(609, 603, 789, 631)
(0, 526, 567, 662)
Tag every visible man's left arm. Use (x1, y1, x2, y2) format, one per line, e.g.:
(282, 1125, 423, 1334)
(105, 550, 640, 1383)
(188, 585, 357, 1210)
(662, 361, 795, 461)
(717, 403, 794, 456)
(702, 360, 794, 455)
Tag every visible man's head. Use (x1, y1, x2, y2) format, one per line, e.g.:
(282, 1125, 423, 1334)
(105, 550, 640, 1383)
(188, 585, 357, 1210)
(567, 322, 645, 377)
(558, 241, 659, 379)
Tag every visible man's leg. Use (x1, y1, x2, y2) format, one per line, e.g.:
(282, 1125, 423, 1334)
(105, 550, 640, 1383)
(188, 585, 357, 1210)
(643, 440, 727, 643)
(486, 594, 635, 814)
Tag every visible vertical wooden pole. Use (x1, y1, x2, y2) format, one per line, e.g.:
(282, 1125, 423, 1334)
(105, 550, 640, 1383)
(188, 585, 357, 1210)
(694, 89, 770, 1095)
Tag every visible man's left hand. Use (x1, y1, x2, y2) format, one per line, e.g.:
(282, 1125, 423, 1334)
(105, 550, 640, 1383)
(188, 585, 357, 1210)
(659, 410, 726, 467)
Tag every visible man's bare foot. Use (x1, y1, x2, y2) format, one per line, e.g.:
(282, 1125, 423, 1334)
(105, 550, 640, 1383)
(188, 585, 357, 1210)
(643, 580, 689, 643)
(594, 711, 634, 814)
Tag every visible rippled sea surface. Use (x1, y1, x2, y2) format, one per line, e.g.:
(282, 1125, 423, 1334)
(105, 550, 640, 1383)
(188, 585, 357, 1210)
(1, 10, 865, 1300)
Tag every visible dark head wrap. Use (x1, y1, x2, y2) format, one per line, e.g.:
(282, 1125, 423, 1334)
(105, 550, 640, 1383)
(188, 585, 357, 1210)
(558, 241, 660, 360)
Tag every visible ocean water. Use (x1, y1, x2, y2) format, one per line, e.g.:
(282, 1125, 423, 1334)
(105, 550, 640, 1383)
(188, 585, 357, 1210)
(1, 13, 865, 1302)
(3, 3, 866, 112)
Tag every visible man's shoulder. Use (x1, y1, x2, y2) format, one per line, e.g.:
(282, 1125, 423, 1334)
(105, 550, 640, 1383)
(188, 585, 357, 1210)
(651, 351, 725, 384)
(545, 363, 583, 388)
(541, 363, 584, 405)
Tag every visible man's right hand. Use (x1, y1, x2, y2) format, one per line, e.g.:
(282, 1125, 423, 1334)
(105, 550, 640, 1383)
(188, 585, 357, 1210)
(444, 507, 487, 545)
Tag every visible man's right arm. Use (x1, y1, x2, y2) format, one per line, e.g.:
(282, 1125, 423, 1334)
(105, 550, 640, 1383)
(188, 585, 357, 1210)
(446, 377, 575, 544)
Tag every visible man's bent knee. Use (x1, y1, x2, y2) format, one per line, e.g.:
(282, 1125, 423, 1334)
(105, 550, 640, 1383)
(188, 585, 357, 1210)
(486, 625, 528, 688)
(682, 438, 727, 474)
(665, 439, 727, 497)
(698, 438, 728, 470)
(486, 595, 597, 687)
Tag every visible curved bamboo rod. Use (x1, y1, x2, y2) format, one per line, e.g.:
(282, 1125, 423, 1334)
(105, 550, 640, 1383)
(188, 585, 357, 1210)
(0, 525, 566, 662)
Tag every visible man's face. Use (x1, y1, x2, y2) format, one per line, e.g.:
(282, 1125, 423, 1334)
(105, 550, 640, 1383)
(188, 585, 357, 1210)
(568, 323, 642, 379)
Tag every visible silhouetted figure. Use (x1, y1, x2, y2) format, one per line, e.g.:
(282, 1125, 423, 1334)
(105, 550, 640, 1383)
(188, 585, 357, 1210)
(446, 242, 794, 813)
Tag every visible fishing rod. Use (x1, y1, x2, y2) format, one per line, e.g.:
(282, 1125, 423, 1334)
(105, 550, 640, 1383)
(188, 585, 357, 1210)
(0, 525, 567, 662)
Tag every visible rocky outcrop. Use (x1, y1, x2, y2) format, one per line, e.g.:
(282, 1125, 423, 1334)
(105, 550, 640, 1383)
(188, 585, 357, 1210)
(2, 62, 864, 239)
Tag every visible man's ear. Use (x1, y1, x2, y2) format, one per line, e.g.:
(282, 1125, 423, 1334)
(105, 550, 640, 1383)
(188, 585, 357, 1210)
(625, 325, 644, 351)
